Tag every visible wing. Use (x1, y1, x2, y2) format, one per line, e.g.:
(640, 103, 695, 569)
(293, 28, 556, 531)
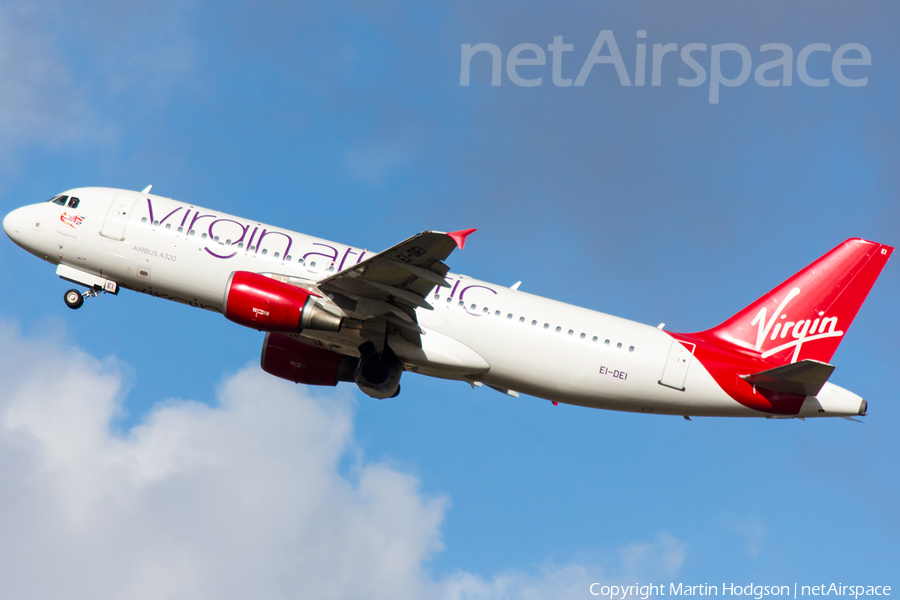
(317, 229, 475, 333)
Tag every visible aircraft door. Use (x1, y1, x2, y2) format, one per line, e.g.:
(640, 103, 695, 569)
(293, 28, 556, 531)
(658, 340, 695, 391)
(100, 194, 138, 240)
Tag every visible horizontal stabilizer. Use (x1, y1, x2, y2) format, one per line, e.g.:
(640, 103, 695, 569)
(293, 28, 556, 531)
(740, 359, 835, 397)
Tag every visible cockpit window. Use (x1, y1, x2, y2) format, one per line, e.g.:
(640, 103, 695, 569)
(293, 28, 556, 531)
(67, 197, 80, 208)
(49, 195, 68, 206)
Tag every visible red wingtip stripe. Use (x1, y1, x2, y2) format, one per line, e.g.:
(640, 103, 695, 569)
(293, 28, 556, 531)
(447, 228, 477, 250)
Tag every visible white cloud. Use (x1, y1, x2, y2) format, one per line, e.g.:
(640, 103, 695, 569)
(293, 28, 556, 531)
(442, 563, 597, 600)
(0, 7, 100, 154)
(0, 1, 198, 164)
(618, 532, 686, 578)
(0, 323, 444, 599)
(726, 515, 767, 558)
(0, 323, 685, 599)
(440, 533, 685, 600)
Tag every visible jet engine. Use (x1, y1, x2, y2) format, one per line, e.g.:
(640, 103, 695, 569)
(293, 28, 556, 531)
(355, 341, 403, 399)
(224, 271, 342, 333)
(261, 333, 357, 386)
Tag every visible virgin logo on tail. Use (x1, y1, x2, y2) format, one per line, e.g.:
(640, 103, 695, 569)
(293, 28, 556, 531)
(749, 287, 843, 362)
(692, 239, 891, 370)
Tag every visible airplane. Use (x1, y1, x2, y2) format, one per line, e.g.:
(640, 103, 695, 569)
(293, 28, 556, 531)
(2, 186, 893, 419)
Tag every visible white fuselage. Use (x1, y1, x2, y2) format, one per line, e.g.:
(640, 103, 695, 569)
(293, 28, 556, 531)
(3, 187, 866, 418)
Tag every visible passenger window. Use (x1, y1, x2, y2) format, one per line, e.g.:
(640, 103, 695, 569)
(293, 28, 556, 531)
(166, 224, 172, 230)
(567, 330, 574, 336)
(262, 249, 268, 255)
(629, 346, 635, 352)
(153, 220, 160, 227)
(201, 233, 208, 239)
(274, 252, 280, 258)
(604, 339, 610, 345)
(213, 235, 219, 241)
(327, 265, 334, 272)
(434, 294, 441, 301)
(177, 226, 184, 233)
(446, 297, 451, 304)
(284, 253, 289, 259)
(298, 258, 304, 265)
(580, 333, 585, 339)
(67, 197, 80, 208)
(616, 342, 623, 349)
(141, 217, 148, 223)
(555, 326, 561, 333)
(483, 307, 489, 314)
(458, 301, 464, 307)
(310, 260, 315, 267)
(543, 323, 549, 329)
(592, 336, 598, 342)
(470, 304, 477, 310)
(495, 310, 501, 317)
(531, 320, 537, 326)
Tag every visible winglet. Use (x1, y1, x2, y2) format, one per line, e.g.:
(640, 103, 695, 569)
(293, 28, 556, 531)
(447, 228, 477, 250)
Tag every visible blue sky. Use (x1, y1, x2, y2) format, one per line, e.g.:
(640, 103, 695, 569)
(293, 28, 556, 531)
(0, 1, 897, 597)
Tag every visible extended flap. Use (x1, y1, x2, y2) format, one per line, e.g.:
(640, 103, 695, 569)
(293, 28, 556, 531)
(740, 359, 835, 397)
(318, 230, 474, 313)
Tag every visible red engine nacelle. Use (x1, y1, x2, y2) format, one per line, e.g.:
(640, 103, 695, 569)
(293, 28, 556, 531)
(224, 271, 342, 333)
(261, 333, 357, 386)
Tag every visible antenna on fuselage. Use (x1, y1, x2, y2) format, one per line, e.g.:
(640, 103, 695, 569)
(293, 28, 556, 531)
(141, 185, 152, 194)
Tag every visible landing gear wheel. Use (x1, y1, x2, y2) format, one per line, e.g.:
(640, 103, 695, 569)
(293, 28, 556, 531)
(64, 289, 84, 310)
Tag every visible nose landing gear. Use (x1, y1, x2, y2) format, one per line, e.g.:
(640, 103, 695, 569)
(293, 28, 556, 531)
(63, 286, 109, 310)
(58, 266, 120, 310)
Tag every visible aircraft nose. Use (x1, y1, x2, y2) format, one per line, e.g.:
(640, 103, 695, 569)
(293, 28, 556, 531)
(3, 207, 23, 243)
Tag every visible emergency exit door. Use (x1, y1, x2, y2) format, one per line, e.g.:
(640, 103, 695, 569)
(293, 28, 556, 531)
(100, 194, 137, 240)
(658, 340, 695, 391)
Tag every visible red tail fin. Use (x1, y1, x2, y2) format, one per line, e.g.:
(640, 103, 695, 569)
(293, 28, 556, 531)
(699, 238, 893, 365)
